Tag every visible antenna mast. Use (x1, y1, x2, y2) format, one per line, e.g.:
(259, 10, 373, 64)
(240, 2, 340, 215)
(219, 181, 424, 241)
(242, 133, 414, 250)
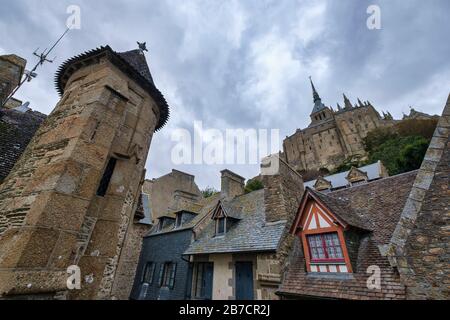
(1, 27, 71, 108)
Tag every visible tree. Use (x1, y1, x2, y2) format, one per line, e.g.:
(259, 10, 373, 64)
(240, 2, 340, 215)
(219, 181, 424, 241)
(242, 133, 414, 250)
(201, 186, 218, 198)
(397, 136, 429, 173)
(368, 136, 429, 175)
(244, 179, 264, 194)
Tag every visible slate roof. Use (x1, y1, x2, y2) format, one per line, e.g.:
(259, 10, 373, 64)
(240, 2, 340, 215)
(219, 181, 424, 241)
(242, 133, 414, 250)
(278, 170, 418, 300)
(55, 45, 169, 131)
(304, 161, 384, 189)
(118, 49, 154, 85)
(0, 108, 46, 182)
(145, 192, 223, 237)
(184, 189, 287, 255)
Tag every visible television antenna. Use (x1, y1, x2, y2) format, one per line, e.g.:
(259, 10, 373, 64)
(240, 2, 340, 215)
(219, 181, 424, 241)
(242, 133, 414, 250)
(1, 27, 71, 108)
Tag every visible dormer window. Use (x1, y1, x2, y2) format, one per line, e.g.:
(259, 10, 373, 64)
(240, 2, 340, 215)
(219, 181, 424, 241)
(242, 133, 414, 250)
(307, 233, 344, 263)
(291, 189, 356, 274)
(157, 220, 163, 232)
(216, 217, 226, 236)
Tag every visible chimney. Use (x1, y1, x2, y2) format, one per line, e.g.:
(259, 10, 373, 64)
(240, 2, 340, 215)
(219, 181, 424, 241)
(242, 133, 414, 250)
(220, 169, 245, 199)
(261, 154, 304, 223)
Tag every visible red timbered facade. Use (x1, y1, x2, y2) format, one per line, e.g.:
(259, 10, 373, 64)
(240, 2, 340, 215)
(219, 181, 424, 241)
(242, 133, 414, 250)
(290, 188, 353, 273)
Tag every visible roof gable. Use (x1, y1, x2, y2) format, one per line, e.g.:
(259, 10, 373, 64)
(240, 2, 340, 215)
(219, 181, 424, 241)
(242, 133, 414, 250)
(291, 188, 371, 234)
(291, 188, 348, 234)
(346, 166, 368, 184)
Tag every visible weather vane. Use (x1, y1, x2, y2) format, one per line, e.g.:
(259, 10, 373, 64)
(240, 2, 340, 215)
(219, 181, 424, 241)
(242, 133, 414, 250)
(1, 27, 71, 108)
(137, 41, 148, 53)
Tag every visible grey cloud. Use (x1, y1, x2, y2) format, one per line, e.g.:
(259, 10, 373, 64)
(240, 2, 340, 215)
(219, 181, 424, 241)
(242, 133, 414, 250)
(1, 0, 448, 190)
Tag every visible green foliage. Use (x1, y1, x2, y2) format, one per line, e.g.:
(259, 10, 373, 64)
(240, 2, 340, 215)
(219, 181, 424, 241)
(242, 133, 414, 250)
(244, 179, 264, 194)
(368, 136, 429, 175)
(363, 127, 398, 153)
(359, 118, 436, 175)
(201, 186, 218, 198)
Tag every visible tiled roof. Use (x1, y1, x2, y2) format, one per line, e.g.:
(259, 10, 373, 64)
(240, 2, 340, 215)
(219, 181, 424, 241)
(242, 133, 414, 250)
(279, 237, 406, 300)
(308, 188, 371, 231)
(278, 170, 418, 300)
(0, 108, 46, 182)
(184, 190, 286, 255)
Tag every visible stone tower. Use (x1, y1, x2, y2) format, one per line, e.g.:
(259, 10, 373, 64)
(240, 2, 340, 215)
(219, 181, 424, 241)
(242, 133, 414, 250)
(0, 45, 169, 299)
(0, 54, 26, 107)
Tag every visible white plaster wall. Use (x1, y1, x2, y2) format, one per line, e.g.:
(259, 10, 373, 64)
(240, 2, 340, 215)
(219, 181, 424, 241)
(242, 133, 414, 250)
(209, 254, 233, 300)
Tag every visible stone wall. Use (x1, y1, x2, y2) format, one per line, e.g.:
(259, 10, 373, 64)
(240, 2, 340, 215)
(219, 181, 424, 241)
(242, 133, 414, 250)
(261, 154, 304, 292)
(220, 169, 245, 199)
(143, 169, 202, 221)
(110, 216, 151, 299)
(0, 54, 26, 106)
(0, 49, 161, 299)
(389, 94, 450, 299)
(262, 154, 304, 223)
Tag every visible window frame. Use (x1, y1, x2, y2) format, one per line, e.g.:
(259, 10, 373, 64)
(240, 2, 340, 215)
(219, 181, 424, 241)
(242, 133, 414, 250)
(142, 262, 155, 285)
(307, 232, 345, 263)
(215, 217, 226, 236)
(193, 262, 214, 300)
(159, 262, 177, 289)
(175, 213, 183, 228)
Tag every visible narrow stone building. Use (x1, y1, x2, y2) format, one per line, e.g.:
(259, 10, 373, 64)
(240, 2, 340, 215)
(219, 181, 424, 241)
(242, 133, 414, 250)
(0, 45, 169, 299)
(388, 94, 450, 299)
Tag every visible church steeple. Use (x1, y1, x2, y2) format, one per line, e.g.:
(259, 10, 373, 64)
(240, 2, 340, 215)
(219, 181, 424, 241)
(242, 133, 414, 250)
(310, 76, 321, 103)
(309, 77, 327, 114)
(343, 93, 353, 109)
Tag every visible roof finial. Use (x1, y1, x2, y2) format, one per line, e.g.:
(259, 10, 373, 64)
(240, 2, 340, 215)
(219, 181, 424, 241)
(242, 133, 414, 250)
(137, 41, 148, 53)
(309, 76, 321, 103)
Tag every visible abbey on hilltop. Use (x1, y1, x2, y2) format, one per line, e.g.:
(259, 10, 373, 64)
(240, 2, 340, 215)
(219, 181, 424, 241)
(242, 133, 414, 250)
(282, 79, 434, 173)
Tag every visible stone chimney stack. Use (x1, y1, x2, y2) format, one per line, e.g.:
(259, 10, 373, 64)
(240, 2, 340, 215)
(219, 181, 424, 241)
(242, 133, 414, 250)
(261, 154, 304, 223)
(220, 169, 245, 199)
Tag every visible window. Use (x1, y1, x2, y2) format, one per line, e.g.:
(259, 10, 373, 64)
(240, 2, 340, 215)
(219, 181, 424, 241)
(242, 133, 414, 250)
(157, 219, 164, 231)
(159, 262, 177, 288)
(142, 262, 155, 284)
(96, 157, 117, 196)
(216, 217, 226, 235)
(175, 214, 183, 228)
(307, 233, 344, 262)
(194, 262, 214, 300)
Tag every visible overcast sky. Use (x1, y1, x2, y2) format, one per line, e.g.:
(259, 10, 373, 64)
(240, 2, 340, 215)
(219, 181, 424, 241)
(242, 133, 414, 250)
(1, 0, 449, 190)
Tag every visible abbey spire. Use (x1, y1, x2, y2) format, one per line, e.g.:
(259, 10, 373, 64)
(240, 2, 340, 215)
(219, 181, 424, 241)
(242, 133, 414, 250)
(343, 93, 353, 109)
(309, 77, 327, 114)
